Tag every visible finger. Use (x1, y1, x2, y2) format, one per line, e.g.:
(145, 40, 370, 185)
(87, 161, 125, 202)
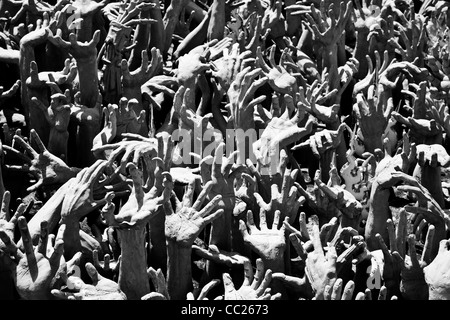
(386, 219, 397, 252)
(198, 195, 222, 217)
(259, 208, 268, 231)
(182, 180, 196, 208)
(49, 239, 64, 268)
(272, 210, 281, 230)
(197, 279, 221, 300)
(9, 202, 26, 226)
(192, 181, 214, 211)
(202, 209, 224, 225)
(289, 233, 307, 260)
(0, 228, 21, 259)
(341, 280, 354, 300)
(376, 233, 391, 262)
(0, 191, 11, 221)
(255, 269, 272, 296)
(93, 249, 100, 267)
(378, 286, 387, 300)
(239, 219, 250, 241)
(251, 258, 265, 290)
(30, 129, 47, 153)
(396, 208, 407, 258)
(246, 210, 258, 233)
(223, 273, 237, 295)
(14, 134, 37, 159)
(86, 262, 100, 284)
(37, 220, 48, 255)
(415, 219, 427, 240)
(18, 216, 35, 265)
(330, 278, 343, 300)
(421, 224, 435, 264)
(355, 292, 365, 300)
(407, 234, 420, 268)
(364, 288, 372, 300)
(309, 215, 323, 255)
(324, 285, 332, 300)
(242, 259, 254, 287)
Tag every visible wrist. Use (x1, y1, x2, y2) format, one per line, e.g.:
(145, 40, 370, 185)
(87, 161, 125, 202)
(263, 255, 285, 273)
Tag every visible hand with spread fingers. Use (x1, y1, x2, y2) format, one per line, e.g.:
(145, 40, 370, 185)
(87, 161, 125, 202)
(0, 219, 67, 300)
(51, 260, 126, 300)
(239, 209, 287, 273)
(222, 258, 281, 300)
(165, 179, 224, 299)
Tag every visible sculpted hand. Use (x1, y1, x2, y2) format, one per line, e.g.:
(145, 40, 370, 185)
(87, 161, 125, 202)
(165, 180, 224, 247)
(222, 258, 281, 300)
(11, 130, 79, 192)
(52, 262, 126, 300)
(1, 219, 66, 300)
(101, 162, 172, 229)
(256, 45, 297, 95)
(239, 210, 287, 272)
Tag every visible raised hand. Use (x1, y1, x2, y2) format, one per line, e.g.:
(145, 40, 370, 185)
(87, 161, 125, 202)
(252, 163, 304, 228)
(424, 239, 450, 300)
(303, 0, 352, 48)
(1, 219, 66, 300)
(256, 45, 297, 95)
(253, 108, 314, 168)
(31, 93, 71, 160)
(304, 215, 337, 299)
(292, 122, 349, 182)
(100, 162, 171, 299)
(165, 179, 223, 299)
(48, 30, 100, 108)
(52, 262, 127, 300)
(239, 210, 287, 273)
(11, 130, 80, 192)
(121, 48, 162, 108)
(211, 43, 253, 93)
(0, 191, 27, 299)
(92, 134, 158, 175)
(226, 64, 268, 133)
(198, 142, 241, 251)
(354, 84, 394, 154)
(222, 258, 280, 300)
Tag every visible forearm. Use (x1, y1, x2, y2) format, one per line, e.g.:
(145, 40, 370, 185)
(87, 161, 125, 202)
(173, 10, 211, 58)
(365, 186, 391, 251)
(128, 10, 151, 71)
(353, 30, 370, 80)
(62, 220, 83, 259)
(163, 4, 185, 56)
(414, 165, 445, 208)
(21, 184, 67, 247)
(149, 213, 167, 273)
(74, 121, 101, 167)
(166, 240, 192, 300)
(117, 227, 150, 300)
(149, 0, 165, 54)
(207, 0, 225, 41)
(209, 205, 233, 251)
(19, 43, 35, 126)
(76, 58, 99, 108)
(321, 44, 340, 99)
(48, 130, 69, 161)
